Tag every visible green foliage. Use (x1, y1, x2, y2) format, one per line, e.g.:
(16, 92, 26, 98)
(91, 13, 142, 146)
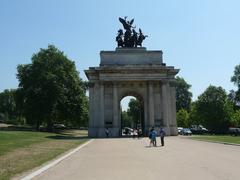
(177, 109, 189, 127)
(16, 45, 88, 130)
(121, 111, 132, 127)
(230, 110, 240, 127)
(231, 64, 240, 89)
(230, 64, 240, 105)
(189, 102, 201, 126)
(127, 98, 143, 128)
(194, 85, 232, 133)
(175, 76, 192, 112)
(0, 89, 24, 124)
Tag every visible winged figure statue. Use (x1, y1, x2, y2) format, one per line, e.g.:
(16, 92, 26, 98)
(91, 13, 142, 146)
(116, 17, 147, 48)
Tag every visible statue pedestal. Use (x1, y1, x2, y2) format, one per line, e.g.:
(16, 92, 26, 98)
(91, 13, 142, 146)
(100, 47, 163, 66)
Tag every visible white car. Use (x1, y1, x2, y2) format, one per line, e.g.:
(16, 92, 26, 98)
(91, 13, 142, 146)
(178, 127, 183, 133)
(122, 127, 134, 136)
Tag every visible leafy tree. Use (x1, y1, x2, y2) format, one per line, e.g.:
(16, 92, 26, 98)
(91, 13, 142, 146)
(175, 76, 192, 112)
(230, 110, 240, 127)
(14, 88, 25, 124)
(176, 109, 189, 127)
(17, 45, 88, 130)
(194, 85, 233, 133)
(0, 89, 17, 122)
(121, 111, 132, 128)
(230, 64, 240, 105)
(127, 98, 143, 128)
(231, 64, 240, 89)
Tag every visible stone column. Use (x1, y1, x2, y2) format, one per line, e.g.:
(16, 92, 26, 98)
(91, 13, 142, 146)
(88, 83, 94, 127)
(88, 83, 95, 137)
(99, 82, 105, 137)
(112, 83, 119, 136)
(148, 82, 154, 128)
(170, 84, 177, 135)
(161, 81, 170, 135)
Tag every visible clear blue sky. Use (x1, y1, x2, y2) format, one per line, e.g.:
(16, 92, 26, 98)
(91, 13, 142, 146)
(1, 0, 240, 101)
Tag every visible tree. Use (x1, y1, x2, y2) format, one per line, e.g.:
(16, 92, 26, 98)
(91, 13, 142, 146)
(17, 45, 88, 130)
(230, 110, 240, 127)
(189, 102, 201, 126)
(175, 76, 192, 112)
(231, 64, 240, 89)
(121, 111, 132, 128)
(127, 98, 143, 128)
(0, 89, 17, 122)
(194, 85, 233, 133)
(230, 64, 240, 105)
(176, 109, 189, 127)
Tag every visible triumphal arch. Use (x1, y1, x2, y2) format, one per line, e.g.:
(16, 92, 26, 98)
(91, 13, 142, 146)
(85, 17, 179, 137)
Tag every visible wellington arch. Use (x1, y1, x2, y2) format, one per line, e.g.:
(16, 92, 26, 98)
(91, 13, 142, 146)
(85, 47, 179, 137)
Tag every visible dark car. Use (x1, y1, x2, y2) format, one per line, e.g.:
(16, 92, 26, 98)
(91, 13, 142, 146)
(53, 124, 66, 130)
(229, 127, 240, 136)
(190, 125, 208, 134)
(180, 128, 192, 135)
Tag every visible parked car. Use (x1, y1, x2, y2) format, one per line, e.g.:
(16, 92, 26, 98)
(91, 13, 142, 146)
(229, 127, 240, 136)
(190, 125, 208, 134)
(122, 127, 134, 136)
(178, 127, 183, 134)
(180, 128, 192, 135)
(53, 124, 66, 129)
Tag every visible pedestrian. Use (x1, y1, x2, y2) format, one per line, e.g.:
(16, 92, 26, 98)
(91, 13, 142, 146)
(137, 128, 141, 139)
(105, 127, 109, 138)
(149, 128, 153, 146)
(151, 128, 157, 147)
(160, 128, 165, 146)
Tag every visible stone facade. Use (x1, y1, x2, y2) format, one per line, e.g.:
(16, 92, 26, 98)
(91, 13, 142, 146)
(85, 47, 179, 137)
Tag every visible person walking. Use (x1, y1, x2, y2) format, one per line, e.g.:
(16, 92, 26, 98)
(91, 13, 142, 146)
(151, 128, 157, 147)
(160, 128, 165, 146)
(149, 128, 153, 146)
(105, 127, 109, 138)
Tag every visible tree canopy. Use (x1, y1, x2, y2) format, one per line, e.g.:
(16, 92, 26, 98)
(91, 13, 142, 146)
(175, 76, 192, 112)
(16, 45, 88, 130)
(0, 89, 16, 122)
(176, 109, 189, 128)
(194, 85, 233, 133)
(230, 64, 240, 106)
(127, 98, 143, 128)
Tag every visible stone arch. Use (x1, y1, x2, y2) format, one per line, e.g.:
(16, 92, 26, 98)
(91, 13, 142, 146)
(85, 48, 179, 137)
(119, 90, 145, 135)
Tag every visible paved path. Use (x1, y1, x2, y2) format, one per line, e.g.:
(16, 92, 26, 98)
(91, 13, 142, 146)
(32, 137, 240, 180)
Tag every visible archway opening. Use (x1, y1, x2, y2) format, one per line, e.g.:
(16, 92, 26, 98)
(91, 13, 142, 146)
(120, 95, 144, 137)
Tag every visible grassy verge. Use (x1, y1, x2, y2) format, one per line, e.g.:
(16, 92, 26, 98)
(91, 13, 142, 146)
(191, 135, 240, 145)
(0, 130, 88, 180)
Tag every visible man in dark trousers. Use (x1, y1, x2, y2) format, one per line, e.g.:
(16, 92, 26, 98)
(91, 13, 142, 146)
(105, 127, 109, 138)
(160, 128, 166, 146)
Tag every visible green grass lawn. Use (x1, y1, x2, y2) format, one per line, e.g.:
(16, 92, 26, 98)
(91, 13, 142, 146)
(191, 135, 240, 145)
(0, 130, 88, 180)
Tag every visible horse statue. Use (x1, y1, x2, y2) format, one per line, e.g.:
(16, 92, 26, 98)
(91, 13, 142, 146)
(116, 17, 148, 48)
(116, 29, 124, 47)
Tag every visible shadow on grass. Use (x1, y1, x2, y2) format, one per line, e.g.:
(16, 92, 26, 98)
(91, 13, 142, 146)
(46, 135, 88, 140)
(0, 124, 89, 140)
(0, 125, 36, 131)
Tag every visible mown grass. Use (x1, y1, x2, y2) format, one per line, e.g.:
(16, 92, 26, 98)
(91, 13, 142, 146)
(191, 135, 240, 145)
(0, 130, 88, 180)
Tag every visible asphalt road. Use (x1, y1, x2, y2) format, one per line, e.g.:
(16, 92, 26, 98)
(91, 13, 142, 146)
(32, 136, 240, 180)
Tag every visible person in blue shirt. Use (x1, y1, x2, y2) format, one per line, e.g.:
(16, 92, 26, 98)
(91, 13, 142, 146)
(151, 127, 157, 147)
